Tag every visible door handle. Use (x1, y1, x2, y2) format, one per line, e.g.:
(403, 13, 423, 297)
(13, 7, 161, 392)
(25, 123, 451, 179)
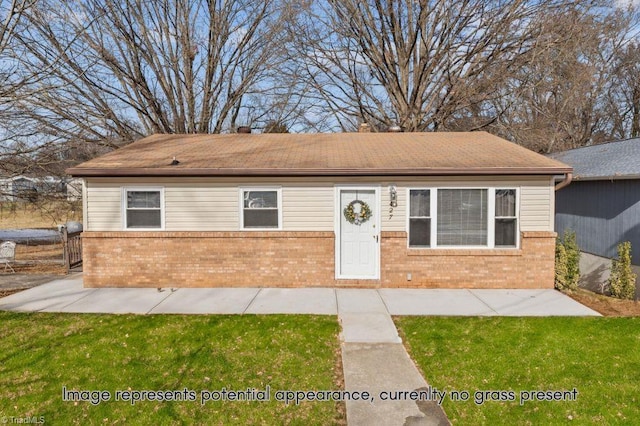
(373, 234, 379, 242)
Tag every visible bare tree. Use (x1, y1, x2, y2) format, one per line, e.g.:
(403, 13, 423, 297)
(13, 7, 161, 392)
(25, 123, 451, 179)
(290, 0, 587, 132)
(1, 0, 37, 177)
(263, 120, 289, 133)
(1, 0, 309, 211)
(487, 4, 639, 152)
(0, 0, 34, 62)
(3, 0, 640, 164)
(1, 0, 36, 120)
(606, 40, 640, 140)
(8, 0, 296, 151)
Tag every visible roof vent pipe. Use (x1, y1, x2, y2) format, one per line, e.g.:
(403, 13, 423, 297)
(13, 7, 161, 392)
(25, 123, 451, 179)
(237, 126, 252, 134)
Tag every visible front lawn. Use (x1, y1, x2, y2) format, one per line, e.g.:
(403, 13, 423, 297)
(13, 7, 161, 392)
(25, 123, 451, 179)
(396, 317, 640, 425)
(0, 313, 343, 424)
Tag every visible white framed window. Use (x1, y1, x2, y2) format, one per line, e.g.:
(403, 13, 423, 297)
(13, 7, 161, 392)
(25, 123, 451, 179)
(408, 189, 431, 247)
(494, 189, 518, 247)
(407, 187, 519, 249)
(240, 188, 282, 230)
(122, 187, 164, 230)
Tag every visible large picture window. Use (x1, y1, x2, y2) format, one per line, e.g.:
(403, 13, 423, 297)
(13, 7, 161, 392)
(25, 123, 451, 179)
(124, 188, 163, 229)
(408, 187, 518, 248)
(241, 189, 280, 229)
(437, 189, 487, 246)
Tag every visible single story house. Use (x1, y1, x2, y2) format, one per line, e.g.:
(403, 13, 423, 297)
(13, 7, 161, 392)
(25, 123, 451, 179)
(549, 139, 640, 283)
(67, 132, 571, 289)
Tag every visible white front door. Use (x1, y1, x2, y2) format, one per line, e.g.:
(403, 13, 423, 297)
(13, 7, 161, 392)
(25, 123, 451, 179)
(337, 188, 379, 279)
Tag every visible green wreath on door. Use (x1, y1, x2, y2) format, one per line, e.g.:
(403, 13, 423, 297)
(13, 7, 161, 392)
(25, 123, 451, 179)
(343, 200, 372, 225)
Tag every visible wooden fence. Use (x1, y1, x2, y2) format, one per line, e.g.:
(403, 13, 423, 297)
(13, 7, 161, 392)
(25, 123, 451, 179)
(61, 227, 82, 271)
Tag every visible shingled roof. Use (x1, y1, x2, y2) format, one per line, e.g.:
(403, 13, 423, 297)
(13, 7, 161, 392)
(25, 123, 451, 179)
(548, 138, 640, 180)
(67, 132, 571, 177)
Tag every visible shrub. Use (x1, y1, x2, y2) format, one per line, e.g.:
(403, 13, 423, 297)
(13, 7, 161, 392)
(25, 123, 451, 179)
(608, 241, 637, 300)
(563, 230, 580, 290)
(555, 230, 580, 291)
(555, 242, 568, 290)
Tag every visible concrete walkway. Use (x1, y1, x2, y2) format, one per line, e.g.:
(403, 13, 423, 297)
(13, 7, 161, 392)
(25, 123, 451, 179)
(0, 275, 600, 425)
(337, 289, 450, 425)
(0, 275, 601, 316)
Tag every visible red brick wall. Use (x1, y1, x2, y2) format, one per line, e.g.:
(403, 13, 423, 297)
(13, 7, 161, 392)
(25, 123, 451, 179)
(380, 231, 556, 288)
(82, 231, 556, 288)
(82, 232, 335, 288)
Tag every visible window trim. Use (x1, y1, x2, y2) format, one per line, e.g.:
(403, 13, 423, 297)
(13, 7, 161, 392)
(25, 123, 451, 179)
(239, 187, 283, 231)
(122, 187, 165, 231)
(406, 187, 519, 249)
(494, 188, 520, 248)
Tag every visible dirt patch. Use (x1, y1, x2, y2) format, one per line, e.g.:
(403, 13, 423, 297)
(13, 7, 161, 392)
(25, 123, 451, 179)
(2, 242, 67, 275)
(565, 288, 640, 316)
(0, 289, 24, 298)
(10, 263, 66, 275)
(333, 343, 347, 425)
(0, 201, 81, 229)
(0, 272, 63, 291)
(16, 242, 64, 262)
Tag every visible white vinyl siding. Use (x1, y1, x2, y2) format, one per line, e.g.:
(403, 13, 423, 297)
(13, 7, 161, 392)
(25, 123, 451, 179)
(165, 186, 237, 231)
(85, 178, 335, 232)
(519, 184, 554, 231)
(282, 185, 334, 231)
(87, 180, 239, 231)
(85, 184, 122, 231)
(83, 176, 554, 232)
(381, 184, 407, 232)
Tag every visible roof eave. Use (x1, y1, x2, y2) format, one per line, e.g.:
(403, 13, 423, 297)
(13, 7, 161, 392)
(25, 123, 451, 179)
(66, 166, 572, 178)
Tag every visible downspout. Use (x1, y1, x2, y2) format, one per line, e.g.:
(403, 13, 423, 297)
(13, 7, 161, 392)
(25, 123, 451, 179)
(554, 172, 573, 191)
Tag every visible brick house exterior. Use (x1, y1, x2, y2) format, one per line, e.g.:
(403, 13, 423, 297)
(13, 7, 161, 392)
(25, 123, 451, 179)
(68, 132, 571, 289)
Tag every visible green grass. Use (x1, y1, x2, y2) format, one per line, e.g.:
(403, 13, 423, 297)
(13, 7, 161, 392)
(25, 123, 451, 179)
(0, 313, 343, 424)
(396, 317, 640, 425)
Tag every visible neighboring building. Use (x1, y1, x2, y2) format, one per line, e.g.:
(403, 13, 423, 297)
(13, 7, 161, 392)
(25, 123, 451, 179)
(65, 178, 83, 202)
(0, 176, 81, 202)
(549, 138, 640, 267)
(0, 176, 38, 201)
(67, 132, 571, 289)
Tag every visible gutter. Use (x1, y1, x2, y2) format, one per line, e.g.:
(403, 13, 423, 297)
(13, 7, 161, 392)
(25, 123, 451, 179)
(554, 172, 573, 191)
(66, 166, 573, 178)
(570, 173, 640, 182)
